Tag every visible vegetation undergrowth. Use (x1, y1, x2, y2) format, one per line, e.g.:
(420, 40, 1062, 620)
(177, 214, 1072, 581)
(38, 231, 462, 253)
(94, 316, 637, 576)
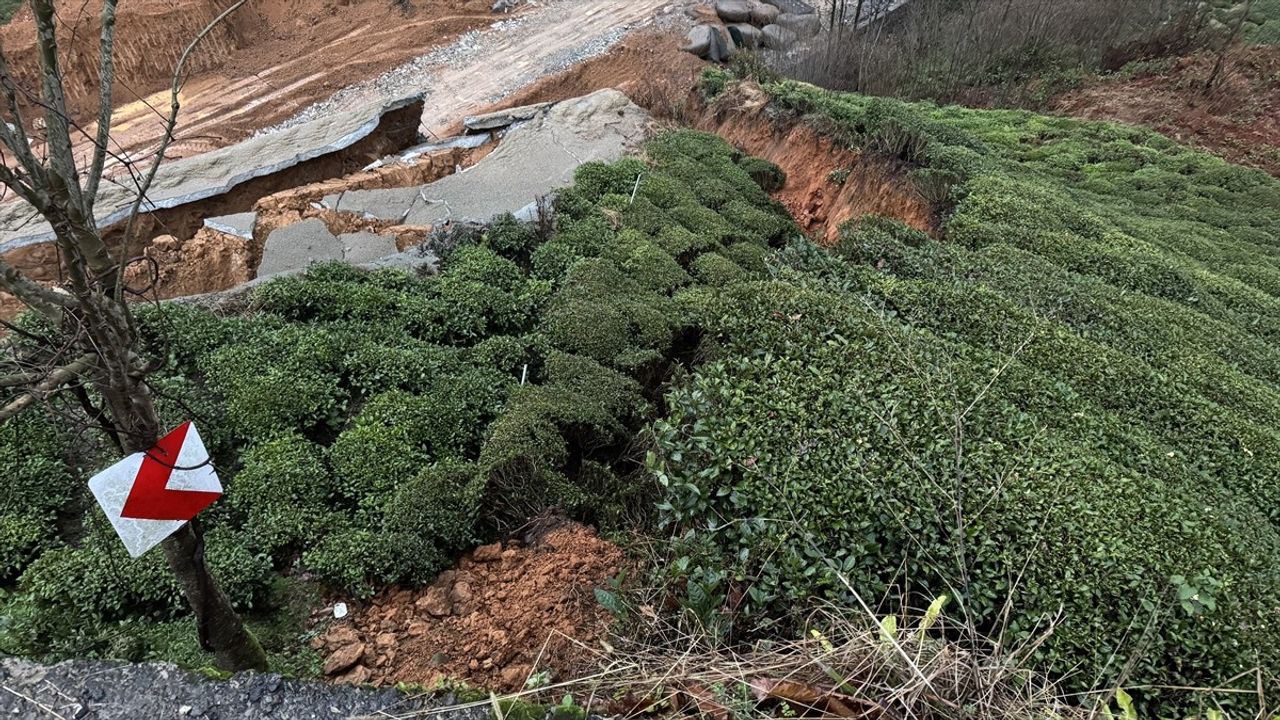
(0, 130, 795, 674)
(649, 72, 1280, 716)
(3, 67, 1279, 717)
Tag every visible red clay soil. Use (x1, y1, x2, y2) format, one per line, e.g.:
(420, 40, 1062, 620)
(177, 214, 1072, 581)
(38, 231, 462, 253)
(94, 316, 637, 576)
(697, 84, 936, 242)
(1053, 46, 1280, 176)
(461, 30, 708, 132)
(482, 37, 934, 243)
(0, 0, 497, 162)
(314, 522, 624, 692)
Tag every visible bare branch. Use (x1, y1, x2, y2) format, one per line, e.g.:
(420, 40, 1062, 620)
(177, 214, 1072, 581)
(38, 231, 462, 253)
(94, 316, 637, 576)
(30, 0, 85, 211)
(0, 46, 46, 181)
(0, 255, 74, 321)
(122, 0, 249, 248)
(84, 0, 120, 207)
(0, 371, 45, 388)
(0, 353, 95, 422)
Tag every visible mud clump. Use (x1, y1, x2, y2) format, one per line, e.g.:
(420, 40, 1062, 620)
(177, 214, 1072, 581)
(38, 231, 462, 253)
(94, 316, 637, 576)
(315, 522, 623, 691)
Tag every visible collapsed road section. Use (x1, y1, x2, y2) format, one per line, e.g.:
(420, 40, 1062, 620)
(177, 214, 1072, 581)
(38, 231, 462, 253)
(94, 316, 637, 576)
(0, 90, 655, 315)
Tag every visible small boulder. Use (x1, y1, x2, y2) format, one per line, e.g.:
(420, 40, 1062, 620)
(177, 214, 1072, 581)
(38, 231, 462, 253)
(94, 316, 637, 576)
(776, 12, 821, 36)
(417, 586, 453, 617)
(767, 0, 817, 15)
(749, 1, 780, 26)
(728, 23, 763, 49)
(333, 665, 372, 685)
(714, 0, 752, 23)
(708, 25, 736, 62)
(761, 24, 796, 49)
(323, 643, 366, 676)
(491, 0, 519, 12)
(682, 24, 716, 58)
(472, 542, 503, 562)
(450, 580, 474, 604)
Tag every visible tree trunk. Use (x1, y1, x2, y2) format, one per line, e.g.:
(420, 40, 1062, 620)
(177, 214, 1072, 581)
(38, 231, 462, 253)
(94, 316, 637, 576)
(163, 523, 268, 672)
(95, 300, 268, 673)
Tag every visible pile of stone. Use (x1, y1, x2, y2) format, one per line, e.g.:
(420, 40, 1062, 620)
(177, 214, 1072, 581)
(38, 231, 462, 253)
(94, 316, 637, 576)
(683, 0, 818, 60)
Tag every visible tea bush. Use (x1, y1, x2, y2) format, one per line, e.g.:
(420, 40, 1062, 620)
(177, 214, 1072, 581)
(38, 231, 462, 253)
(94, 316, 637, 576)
(652, 79, 1280, 713)
(0, 129, 797, 667)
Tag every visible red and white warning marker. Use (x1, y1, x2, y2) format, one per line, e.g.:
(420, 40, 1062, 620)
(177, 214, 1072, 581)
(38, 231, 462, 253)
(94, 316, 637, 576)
(88, 422, 222, 558)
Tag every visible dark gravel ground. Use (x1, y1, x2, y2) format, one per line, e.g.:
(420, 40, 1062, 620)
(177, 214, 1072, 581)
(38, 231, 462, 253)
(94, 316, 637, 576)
(0, 658, 491, 720)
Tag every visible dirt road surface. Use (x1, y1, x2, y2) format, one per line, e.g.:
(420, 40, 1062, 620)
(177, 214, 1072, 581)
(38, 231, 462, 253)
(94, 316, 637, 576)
(2, 0, 677, 179)
(262, 0, 679, 138)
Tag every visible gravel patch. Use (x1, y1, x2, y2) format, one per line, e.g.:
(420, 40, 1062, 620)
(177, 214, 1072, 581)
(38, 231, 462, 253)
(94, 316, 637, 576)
(0, 657, 488, 720)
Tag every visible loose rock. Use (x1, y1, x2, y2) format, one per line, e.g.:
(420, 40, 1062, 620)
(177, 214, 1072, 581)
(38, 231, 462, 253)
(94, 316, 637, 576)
(749, 1, 781, 26)
(472, 542, 503, 562)
(418, 587, 453, 617)
(324, 643, 366, 676)
(708, 25, 736, 62)
(761, 23, 797, 49)
(768, 0, 817, 15)
(728, 23, 763, 49)
(682, 24, 716, 57)
(715, 0, 752, 23)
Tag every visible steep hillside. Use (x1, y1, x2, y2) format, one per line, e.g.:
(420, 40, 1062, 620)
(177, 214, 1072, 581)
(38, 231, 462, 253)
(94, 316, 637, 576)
(651, 77, 1280, 712)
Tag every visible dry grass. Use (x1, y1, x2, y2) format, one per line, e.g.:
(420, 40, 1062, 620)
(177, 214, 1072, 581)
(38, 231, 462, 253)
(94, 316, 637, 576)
(387, 605, 1089, 720)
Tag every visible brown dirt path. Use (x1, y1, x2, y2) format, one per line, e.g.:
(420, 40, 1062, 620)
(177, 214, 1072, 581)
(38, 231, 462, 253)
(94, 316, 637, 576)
(1, 0, 498, 169)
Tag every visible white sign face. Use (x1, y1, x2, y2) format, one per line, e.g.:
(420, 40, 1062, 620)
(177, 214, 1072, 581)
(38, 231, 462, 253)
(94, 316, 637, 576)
(88, 422, 222, 558)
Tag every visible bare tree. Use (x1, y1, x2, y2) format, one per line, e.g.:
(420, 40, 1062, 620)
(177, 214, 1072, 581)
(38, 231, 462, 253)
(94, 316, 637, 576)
(0, 0, 266, 671)
(1205, 0, 1254, 91)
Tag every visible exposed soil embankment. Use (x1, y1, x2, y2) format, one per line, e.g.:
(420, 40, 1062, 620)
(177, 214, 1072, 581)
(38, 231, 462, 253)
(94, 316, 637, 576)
(696, 86, 936, 243)
(315, 521, 623, 692)
(0, 0, 496, 162)
(487, 38, 936, 243)
(1053, 46, 1280, 176)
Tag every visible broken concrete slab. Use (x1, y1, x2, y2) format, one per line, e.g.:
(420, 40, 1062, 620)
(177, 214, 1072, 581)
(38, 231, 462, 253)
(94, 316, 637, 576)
(257, 218, 343, 277)
(323, 186, 422, 219)
(399, 133, 492, 162)
(339, 231, 399, 265)
(330, 90, 652, 229)
(463, 102, 553, 132)
(202, 212, 257, 240)
(0, 94, 425, 253)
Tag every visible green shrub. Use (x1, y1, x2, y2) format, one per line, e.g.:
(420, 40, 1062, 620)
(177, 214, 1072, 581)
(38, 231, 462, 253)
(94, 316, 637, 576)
(736, 156, 786, 193)
(690, 252, 749, 286)
(541, 258, 678, 368)
(653, 78, 1280, 712)
(385, 459, 486, 549)
(229, 434, 335, 554)
(573, 158, 649, 202)
(483, 213, 540, 262)
(697, 66, 733, 99)
(0, 515, 47, 580)
(302, 526, 447, 597)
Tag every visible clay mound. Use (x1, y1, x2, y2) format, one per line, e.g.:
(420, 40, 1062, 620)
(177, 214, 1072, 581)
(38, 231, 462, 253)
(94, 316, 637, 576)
(315, 522, 623, 692)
